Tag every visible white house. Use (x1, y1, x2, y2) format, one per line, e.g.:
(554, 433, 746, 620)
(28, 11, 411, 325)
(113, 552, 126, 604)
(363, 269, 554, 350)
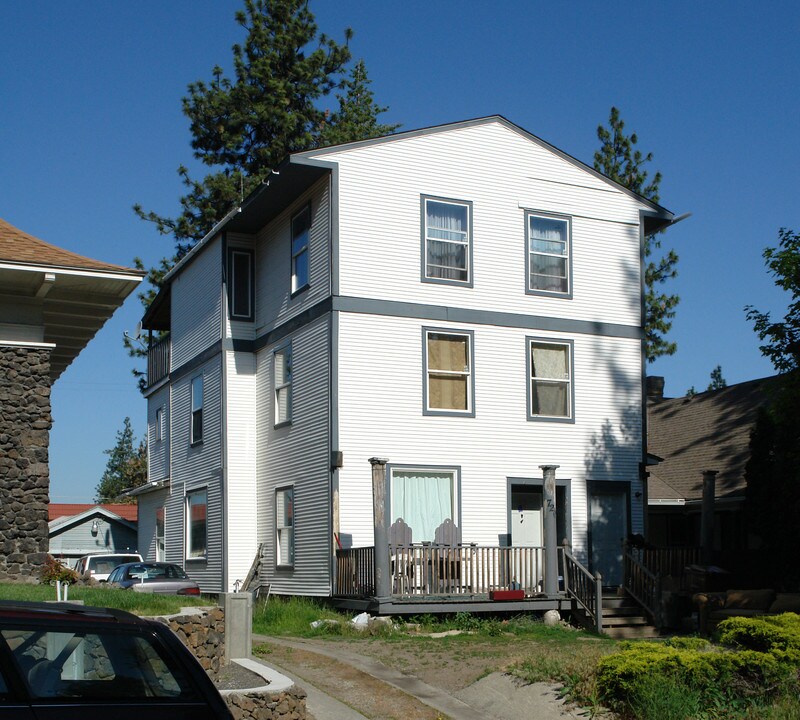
(134, 117, 676, 608)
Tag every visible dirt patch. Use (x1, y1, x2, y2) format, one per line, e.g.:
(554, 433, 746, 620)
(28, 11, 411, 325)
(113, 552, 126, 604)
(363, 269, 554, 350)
(255, 642, 446, 720)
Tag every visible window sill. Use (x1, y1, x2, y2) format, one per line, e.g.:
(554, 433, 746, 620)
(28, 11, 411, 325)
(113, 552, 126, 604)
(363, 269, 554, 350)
(276, 564, 294, 571)
(190, 440, 204, 448)
(423, 409, 476, 418)
(185, 556, 207, 562)
(422, 275, 473, 288)
(274, 420, 292, 429)
(290, 283, 310, 299)
(527, 415, 575, 424)
(526, 287, 573, 299)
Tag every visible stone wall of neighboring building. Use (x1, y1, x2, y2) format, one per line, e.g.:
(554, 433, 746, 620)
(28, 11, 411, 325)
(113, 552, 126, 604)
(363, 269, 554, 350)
(223, 688, 308, 720)
(153, 607, 226, 677)
(0, 346, 52, 580)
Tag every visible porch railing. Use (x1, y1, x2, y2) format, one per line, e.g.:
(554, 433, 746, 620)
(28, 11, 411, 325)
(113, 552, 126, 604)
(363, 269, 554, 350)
(624, 547, 661, 627)
(334, 545, 545, 598)
(147, 334, 171, 387)
(625, 544, 702, 589)
(562, 545, 603, 634)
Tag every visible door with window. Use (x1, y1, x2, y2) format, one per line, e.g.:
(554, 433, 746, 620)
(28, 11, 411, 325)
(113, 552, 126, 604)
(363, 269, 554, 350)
(589, 485, 628, 587)
(510, 486, 543, 591)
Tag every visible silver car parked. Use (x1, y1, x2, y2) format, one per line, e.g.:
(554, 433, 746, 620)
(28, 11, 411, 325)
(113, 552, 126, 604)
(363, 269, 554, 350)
(106, 562, 201, 596)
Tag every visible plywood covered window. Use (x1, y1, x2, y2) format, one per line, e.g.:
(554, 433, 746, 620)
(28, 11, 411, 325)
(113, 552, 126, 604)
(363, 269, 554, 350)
(424, 329, 474, 415)
(423, 197, 472, 285)
(528, 340, 573, 420)
(527, 214, 570, 295)
(276, 486, 294, 567)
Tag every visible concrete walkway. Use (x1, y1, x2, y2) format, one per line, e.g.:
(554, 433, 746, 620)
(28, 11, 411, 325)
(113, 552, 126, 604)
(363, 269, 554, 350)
(253, 634, 583, 720)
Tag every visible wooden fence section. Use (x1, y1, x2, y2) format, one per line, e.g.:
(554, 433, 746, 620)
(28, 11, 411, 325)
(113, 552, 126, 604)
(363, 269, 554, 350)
(336, 545, 545, 598)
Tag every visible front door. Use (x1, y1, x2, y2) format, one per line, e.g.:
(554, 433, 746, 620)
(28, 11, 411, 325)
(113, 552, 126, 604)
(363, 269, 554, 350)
(511, 486, 543, 590)
(589, 486, 628, 586)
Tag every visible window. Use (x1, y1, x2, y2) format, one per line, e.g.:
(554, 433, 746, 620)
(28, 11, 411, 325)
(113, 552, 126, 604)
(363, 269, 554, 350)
(155, 506, 165, 561)
(291, 205, 310, 294)
(228, 247, 254, 320)
(190, 376, 203, 444)
(527, 213, 571, 295)
(186, 490, 207, 559)
(528, 339, 573, 420)
(276, 487, 294, 566)
(390, 468, 457, 543)
(424, 329, 474, 415)
(422, 197, 472, 285)
(155, 406, 163, 442)
(274, 345, 292, 426)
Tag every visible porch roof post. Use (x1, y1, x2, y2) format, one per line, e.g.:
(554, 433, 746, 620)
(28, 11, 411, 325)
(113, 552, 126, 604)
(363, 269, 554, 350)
(701, 469, 718, 566)
(369, 457, 392, 600)
(540, 464, 560, 595)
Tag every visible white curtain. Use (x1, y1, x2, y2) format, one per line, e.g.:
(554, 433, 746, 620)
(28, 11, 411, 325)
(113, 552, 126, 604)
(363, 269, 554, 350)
(392, 471, 453, 542)
(427, 201, 468, 281)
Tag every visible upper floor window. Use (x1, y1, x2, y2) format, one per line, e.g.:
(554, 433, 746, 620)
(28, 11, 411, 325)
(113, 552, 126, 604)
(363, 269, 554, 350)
(424, 329, 475, 416)
(190, 375, 203, 444)
(422, 197, 472, 285)
(155, 406, 163, 442)
(274, 345, 292, 426)
(291, 206, 311, 294)
(186, 489, 207, 560)
(228, 247, 254, 320)
(528, 339, 573, 421)
(527, 213, 571, 296)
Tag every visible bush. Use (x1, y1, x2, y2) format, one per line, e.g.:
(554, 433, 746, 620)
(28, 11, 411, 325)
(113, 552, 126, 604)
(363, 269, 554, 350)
(39, 556, 79, 585)
(717, 613, 800, 653)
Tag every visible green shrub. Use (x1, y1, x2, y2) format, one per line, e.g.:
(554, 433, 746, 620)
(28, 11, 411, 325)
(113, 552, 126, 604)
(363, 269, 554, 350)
(717, 613, 800, 653)
(39, 556, 79, 585)
(624, 673, 703, 720)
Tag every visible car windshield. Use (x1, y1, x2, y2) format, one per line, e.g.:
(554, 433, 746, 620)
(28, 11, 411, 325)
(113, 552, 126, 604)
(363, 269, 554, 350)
(87, 556, 141, 574)
(127, 565, 188, 581)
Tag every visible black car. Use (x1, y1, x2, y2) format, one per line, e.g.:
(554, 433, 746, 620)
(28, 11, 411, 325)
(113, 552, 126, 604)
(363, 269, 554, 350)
(0, 600, 233, 719)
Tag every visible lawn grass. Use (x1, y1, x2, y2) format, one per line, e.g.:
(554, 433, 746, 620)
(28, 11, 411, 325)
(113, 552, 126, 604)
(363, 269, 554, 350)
(0, 582, 211, 616)
(252, 595, 351, 636)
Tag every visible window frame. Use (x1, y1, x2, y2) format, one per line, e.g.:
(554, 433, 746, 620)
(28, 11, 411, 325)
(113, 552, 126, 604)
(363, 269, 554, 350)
(526, 337, 575, 423)
(525, 211, 573, 298)
(387, 464, 461, 544)
(422, 327, 476, 417)
(155, 505, 166, 562)
(190, 375, 203, 445)
(185, 489, 207, 561)
(290, 204, 311, 296)
(420, 195, 474, 287)
(155, 406, 163, 443)
(273, 343, 292, 427)
(227, 246, 255, 321)
(275, 485, 294, 568)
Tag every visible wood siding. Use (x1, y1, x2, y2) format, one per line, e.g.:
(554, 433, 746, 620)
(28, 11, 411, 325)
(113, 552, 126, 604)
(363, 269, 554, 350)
(304, 120, 644, 327)
(255, 315, 331, 596)
(137, 488, 168, 561)
(171, 235, 223, 369)
(334, 312, 644, 566)
(50, 519, 137, 561)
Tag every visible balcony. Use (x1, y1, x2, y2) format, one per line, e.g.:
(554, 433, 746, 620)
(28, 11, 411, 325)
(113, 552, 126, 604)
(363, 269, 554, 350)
(147, 334, 170, 387)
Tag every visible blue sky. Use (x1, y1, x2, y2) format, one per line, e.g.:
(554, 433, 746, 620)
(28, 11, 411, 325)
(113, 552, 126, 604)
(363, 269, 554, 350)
(2, 2, 798, 502)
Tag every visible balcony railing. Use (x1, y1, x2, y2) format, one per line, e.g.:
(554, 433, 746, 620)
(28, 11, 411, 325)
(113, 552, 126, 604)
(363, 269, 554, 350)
(334, 544, 546, 598)
(147, 334, 171, 387)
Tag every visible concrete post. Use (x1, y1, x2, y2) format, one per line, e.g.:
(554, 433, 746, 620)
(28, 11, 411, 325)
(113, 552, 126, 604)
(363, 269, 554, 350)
(370, 457, 391, 600)
(540, 464, 560, 595)
(701, 470, 718, 565)
(222, 592, 252, 662)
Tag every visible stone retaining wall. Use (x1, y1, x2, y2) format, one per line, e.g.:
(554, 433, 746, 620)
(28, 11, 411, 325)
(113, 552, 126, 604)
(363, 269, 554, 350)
(225, 688, 307, 720)
(0, 347, 51, 581)
(153, 607, 225, 676)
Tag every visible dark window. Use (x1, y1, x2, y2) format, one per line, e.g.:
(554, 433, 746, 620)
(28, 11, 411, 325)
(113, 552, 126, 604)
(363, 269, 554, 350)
(291, 206, 311, 293)
(191, 376, 203, 444)
(228, 248, 254, 320)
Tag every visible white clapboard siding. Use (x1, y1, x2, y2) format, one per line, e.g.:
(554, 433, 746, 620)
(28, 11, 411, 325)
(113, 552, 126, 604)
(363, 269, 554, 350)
(334, 312, 643, 562)
(137, 488, 169, 561)
(255, 315, 331, 596)
(147, 387, 169, 481)
(169, 355, 224, 592)
(255, 177, 330, 334)
(171, 235, 223, 369)
(302, 120, 646, 327)
(224, 349, 258, 591)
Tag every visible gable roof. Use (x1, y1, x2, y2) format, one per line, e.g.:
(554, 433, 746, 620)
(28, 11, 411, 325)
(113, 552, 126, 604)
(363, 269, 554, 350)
(48, 506, 137, 535)
(49, 503, 138, 522)
(647, 377, 776, 503)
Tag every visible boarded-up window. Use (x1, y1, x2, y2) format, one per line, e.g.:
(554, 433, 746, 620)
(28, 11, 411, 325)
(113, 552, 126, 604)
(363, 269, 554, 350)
(426, 332, 471, 412)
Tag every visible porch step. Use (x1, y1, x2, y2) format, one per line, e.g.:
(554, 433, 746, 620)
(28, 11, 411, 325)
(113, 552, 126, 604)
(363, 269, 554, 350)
(599, 592, 661, 639)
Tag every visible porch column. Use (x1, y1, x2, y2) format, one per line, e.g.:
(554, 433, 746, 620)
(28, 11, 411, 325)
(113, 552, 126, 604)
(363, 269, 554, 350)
(701, 470, 718, 565)
(540, 464, 560, 595)
(370, 457, 392, 600)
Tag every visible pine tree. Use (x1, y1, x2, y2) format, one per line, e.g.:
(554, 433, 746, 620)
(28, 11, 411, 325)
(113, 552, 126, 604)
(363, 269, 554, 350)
(317, 59, 400, 147)
(707, 365, 727, 391)
(95, 418, 147, 503)
(594, 107, 680, 362)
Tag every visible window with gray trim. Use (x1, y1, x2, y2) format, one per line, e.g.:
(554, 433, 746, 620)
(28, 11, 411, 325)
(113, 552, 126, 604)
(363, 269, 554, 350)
(228, 247, 254, 319)
(276, 486, 294, 566)
(527, 213, 570, 294)
(528, 340, 572, 419)
(423, 197, 471, 284)
(291, 206, 310, 293)
(155, 406, 163, 442)
(274, 345, 292, 426)
(390, 467, 458, 543)
(425, 330, 473, 414)
(190, 376, 203, 444)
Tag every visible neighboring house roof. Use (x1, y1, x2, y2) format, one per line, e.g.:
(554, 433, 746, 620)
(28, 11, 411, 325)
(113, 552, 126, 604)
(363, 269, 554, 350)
(49, 503, 138, 522)
(143, 115, 678, 330)
(647, 377, 775, 504)
(48, 506, 137, 535)
(0, 218, 144, 380)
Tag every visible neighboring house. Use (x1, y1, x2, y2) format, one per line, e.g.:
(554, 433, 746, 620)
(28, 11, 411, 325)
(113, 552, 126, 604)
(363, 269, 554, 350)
(134, 116, 677, 600)
(0, 218, 142, 580)
(48, 504, 139, 565)
(646, 376, 773, 556)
